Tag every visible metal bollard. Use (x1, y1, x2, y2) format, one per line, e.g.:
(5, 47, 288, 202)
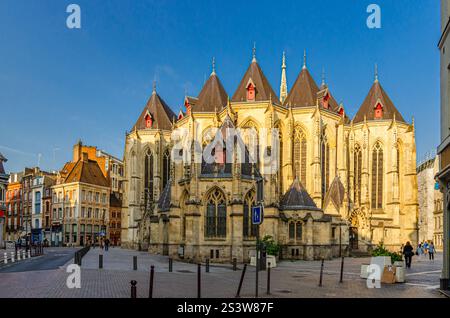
(4, 253, 7, 264)
(339, 257, 344, 283)
(318, 258, 324, 287)
(197, 263, 201, 298)
(10, 251, 15, 263)
(17, 250, 21, 261)
(235, 264, 247, 298)
(266, 262, 271, 295)
(130, 280, 137, 298)
(233, 258, 237, 271)
(27, 250, 31, 258)
(99, 254, 103, 269)
(149, 265, 154, 298)
(206, 258, 210, 273)
(169, 258, 173, 272)
(133, 256, 137, 270)
(23, 250, 26, 259)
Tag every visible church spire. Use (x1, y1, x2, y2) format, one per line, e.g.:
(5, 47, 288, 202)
(252, 42, 257, 63)
(280, 51, 288, 104)
(152, 80, 157, 95)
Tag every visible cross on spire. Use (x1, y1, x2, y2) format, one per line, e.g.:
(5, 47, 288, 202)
(152, 80, 157, 94)
(321, 67, 326, 86)
(303, 49, 307, 69)
(211, 57, 216, 75)
(374, 63, 379, 82)
(252, 42, 257, 62)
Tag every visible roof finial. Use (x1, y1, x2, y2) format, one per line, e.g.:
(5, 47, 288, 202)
(280, 51, 288, 104)
(211, 57, 216, 75)
(303, 49, 307, 69)
(152, 80, 157, 94)
(252, 42, 257, 62)
(321, 67, 326, 86)
(374, 63, 379, 82)
(282, 51, 286, 68)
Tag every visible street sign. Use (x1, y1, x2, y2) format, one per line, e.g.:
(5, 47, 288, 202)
(252, 205, 263, 225)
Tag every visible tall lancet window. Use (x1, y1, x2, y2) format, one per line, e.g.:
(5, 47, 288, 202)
(293, 125, 307, 186)
(320, 130, 330, 198)
(162, 148, 170, 191)
(354, 144, 362, 205)
(275, 124, 283, 195)
(243, 190, 257, 238)
(144, 150, 154, 203)
(205, 188, 227, 238)
(371, 142, 383, 209)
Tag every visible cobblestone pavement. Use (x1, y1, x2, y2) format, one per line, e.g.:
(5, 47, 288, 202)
(0, 248, 446, 298)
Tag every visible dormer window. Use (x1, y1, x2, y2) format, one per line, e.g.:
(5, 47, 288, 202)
(322, 93, 330, 109)
(145, 113, 153, 128)
(374, 102, 383, 119)
(184, 98, 191, 115)
(338, 107, 344, 116)
(246, 80, 256, 101)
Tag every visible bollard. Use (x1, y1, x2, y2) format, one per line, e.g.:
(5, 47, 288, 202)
(318, 258, 324, 287)
(17, 250, 21, 261)
(197, 263, 201, 298)
(10, 251, 15, 263)
(4, 253, 7, 264)
(130, 280, 137, 298)
(169, 258, 173, 272)
(266, 262, 271, 295)
(149, 265, 154, 298)
(339, 257, 344, 283)
(27, 250, 31, 259)
(133, 256, 137, 270)
(233, 258, 237, 271)
(235, 263, 247, 298)
(99, 254, 103, 269)
(206, 258, 210, 273)
(23, 250, 26, 259)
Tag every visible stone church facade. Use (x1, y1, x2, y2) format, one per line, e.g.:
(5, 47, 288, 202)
(121, 51, 418, 263)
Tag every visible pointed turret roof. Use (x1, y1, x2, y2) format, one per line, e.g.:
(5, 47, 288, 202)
(232, 60, 279, 104)
(280, 178, 321, 211)
(132, 88, 176, 131)
(194, 73, 228, 112)
(323, 176, 345, 210)
(283, 67, 320, 107)
(353, 80, 405, 123)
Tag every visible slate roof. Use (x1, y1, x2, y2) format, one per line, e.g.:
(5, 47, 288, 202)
(232, 60, 279, 104)
(323, 176, 345, 210)
(194, 73, 228, 112)
(279, 178, 320, 211)
(132, 90, 176, 131)
(157, 180, 171, 212)
(283, 68, 319, 107)
(353, 80, 405, 123)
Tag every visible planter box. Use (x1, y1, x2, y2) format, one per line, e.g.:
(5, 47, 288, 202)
(394, 261, 404, 268)
(395, 265, 405, 283)
(370, 256, 392, 268)
(360, 264, 370, 279)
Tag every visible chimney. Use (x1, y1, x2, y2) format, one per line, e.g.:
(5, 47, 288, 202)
(81, 152, 88, 162)
(73, 139, 83, 162)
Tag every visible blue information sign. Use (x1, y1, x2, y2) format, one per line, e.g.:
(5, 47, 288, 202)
(252, 205, 263, 225)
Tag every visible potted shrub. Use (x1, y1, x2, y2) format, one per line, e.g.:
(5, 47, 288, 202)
(259, 235, 280, 268)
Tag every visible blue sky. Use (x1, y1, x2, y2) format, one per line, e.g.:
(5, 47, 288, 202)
(0, 0, 440, 173)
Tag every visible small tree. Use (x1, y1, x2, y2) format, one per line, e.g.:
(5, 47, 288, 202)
(259, 235, 280, 256)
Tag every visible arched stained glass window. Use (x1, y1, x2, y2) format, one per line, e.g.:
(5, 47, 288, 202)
(205, 188, 226, 238)
(293, 125, 307, 186)
(371, 142, 383, 209)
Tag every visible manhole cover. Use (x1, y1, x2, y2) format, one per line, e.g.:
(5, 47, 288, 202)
(276, 290, 292, 294)
(177, 270, 193, 273)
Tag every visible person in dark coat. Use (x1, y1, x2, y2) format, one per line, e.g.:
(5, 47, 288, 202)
(402, 241, 414, 268)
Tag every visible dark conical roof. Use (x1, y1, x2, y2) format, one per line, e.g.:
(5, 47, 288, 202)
(280, 178, 320, 211)
(232, 60, 279, 104)
(353, 80, 405, 123)
(157, 179, 171, 212)
(132, 90, 176, 131)
(283, 68, 319, 107)
(195, 73, 228, 112)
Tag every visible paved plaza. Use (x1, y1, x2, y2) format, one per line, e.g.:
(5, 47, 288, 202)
(0, 247, 446, 298)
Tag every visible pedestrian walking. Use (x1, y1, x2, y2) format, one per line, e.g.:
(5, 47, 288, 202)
(416, 243, 423, 257)
(428, 242, 436, 261)
(402, 241, 414, 268)
(104, 238, 110, 251)
(423, 241, 429, 255)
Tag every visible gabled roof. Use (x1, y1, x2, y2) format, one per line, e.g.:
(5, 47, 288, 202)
(194, 73, 228, 112)
(280, 178, 321, 211)
(323, 176, 345, 211)
(132, 90, 176, 131)
(353, 80, 405, 123)
(157, 179, 171, 212)
(64, 158, 109, 188)
(232, 60, 279, 104)
(283, 68, 319, 107)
